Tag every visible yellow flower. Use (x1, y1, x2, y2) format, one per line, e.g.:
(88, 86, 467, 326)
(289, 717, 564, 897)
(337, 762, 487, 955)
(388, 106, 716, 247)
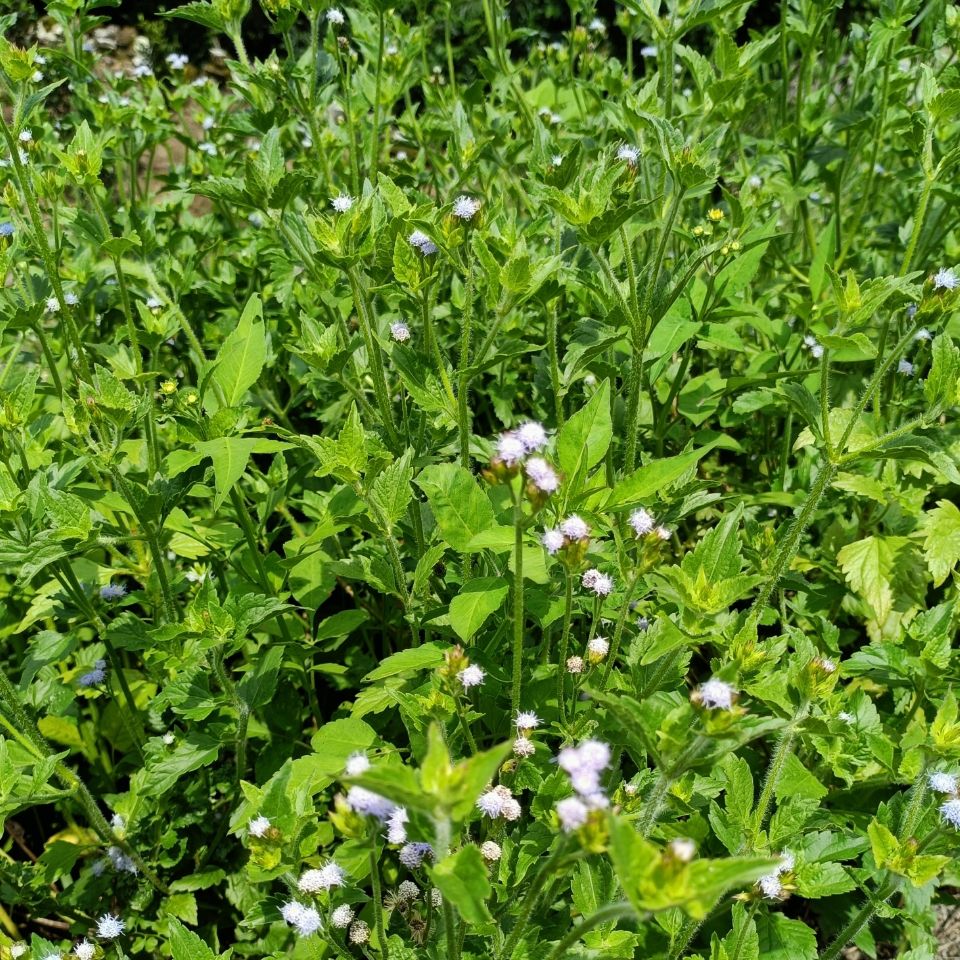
(707, 208, 724, 222)
(160, 380, 177, 395)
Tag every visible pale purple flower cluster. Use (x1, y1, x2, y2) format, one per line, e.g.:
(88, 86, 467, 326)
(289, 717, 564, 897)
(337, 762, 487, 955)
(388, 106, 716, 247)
(476, 784, 521, 821)
(582, 568, 614, 596)
(555, 739, 611, 831)
(408, 230, 437, 256)
(756, 852, 794, 900)
(399, 842, 433, 868)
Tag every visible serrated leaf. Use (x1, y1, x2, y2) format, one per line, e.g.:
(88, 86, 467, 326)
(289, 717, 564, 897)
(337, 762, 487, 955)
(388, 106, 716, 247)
(448, 577, 509, 641)
(209, 294, 267, 410)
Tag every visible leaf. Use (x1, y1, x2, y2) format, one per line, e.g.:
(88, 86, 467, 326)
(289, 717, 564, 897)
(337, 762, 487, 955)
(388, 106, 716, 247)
(209, 294, 267, 410)
(162, 2, 226, 30)
(194, 438, 289, 510)
(607, 443, 717, 509)
(362, 643, 446, 682)
(754, 915, 817, 960)
(924, 334, 960, 409)
(168, 918, 219, 960)
(557, 379, 612, 479)
(836, 535, 905, 621)
(429, 845, 492, 925)
(308, 718, 377, 778)
(448, 577, 510, 641)
(921, 500, 960, 586)
(867, 819, 899, 869)
(368, 449, 415, 532)
(415, 464, 495, 551)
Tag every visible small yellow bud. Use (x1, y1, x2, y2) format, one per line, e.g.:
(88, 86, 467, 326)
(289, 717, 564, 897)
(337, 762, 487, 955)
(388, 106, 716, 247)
(707, 208, 724, 222)
(160, 380, 177, 395)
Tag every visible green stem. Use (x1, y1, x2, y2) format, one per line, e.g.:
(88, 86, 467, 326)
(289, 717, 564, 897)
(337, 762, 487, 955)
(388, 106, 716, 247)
(545, 903, 635, 960)
(556, 572, 574, 723)
(369, 833, 389, 959)
(511, 496, 525, 717)
(370, 7, 386, 183)
(346, 269, 400, 449)
(747, 701, 810, 846)
(457, 258, 475, 473)
(818, 879, 898, 960)
(599, 574, 640, 689)
(900, 175, 933, 278)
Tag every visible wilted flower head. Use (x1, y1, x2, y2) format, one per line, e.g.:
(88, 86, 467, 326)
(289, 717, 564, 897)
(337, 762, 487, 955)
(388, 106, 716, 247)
(654, 525, 671, 541)
(458, 664, 485, 689)
(934, 267, 959, 290)
(915, 327, 932, 341)
(396, 880, 420, 902)
(695, 678, 737, 710)
(330, 194, 354, 213)
(390, 321, 411, 342)
(566, 655, 585, 674)
(95, 915, 124, 940)
(348, 921, 370, 944)
(452, 196, 481, 220)
(46, 296, 60, 313)
(248, 815, 271, 837)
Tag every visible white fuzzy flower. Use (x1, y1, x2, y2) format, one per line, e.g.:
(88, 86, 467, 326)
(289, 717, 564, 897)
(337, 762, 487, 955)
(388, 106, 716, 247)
(915, 327, 932, 341)
(560, 515, 589, 540)
(697, 678, 736, 710)
(480, 840, 502, 861)
(10, 945, 26, 959)
(747, 174, 762, 189)
(929, 772, 958, 794)
(496, 432, 525, 465)
(64, 292, 79, 306)
(629, 508, 655, 535)
(542, 529, 564, 554)
(292, 906, 323, 936)
(588, 17, 605, 32)
(46, 296, 60, 313)
(516, 711, 540, 731)
(582, 569, 613, 596)
(408, 230, 437, 255)
(616, 144, 640, 165)
(390, 321, 411, 342)
(74, 941, 95, 960)
(654, 525, 671, 541)
(811, 343, 824, 359)
(248, 815, 271, 837)
(757, 872, 784, 899)
(330, 194, 354, 213)
(898, 359, 914, 376)
(525, 457, 559, 493)
(476, 789, 505, 817)
(298, 862, 345, 893)
(640, 45, 657, 57)
(18, 129, 32, 143)
(513, 736, 536, 758)
(452, 196, 480, 220)
(669, 838, 696, 862)
(345, 751, 370, 776)
(458, 664, 485, 689)
(198, 142, 217, 156)
(566, 655, 585, 674)
(516, 421, 548, 452)
(838, 711, 855, 724)
(934, 267, 959, 290)
(280, 901, 306, 924)
(326, 7, 345, 24)
(165, 53, 189, 70)
(345, 786, 396, 820)
(551, 153, 563, 167)
(556, 796, 589, 831)
(331, 904, 354, 928)
(587, 636, 609, 660)
(95, 915, 124, 940)
(386, 805, 408, 844)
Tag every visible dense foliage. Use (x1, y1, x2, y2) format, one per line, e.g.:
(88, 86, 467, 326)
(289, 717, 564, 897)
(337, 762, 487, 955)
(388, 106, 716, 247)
(2, 0, 960, 958)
